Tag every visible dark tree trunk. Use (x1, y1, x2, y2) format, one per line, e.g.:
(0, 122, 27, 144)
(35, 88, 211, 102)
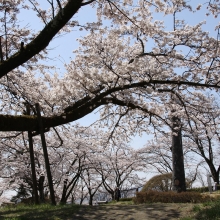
(111, 192, 114, 200)
(216, 166, 220, 184)
(60, 179, 68, 205)
(26, 104, 39, 204)
(88, 188, 93, 206)
(80, 197, 84, 205)
(172, 115, 186, 192)
(206, 161, 220, 184)
(36, 103, 56, 205)
(27, 105, 39, 205)
(71, 194, 75, 204)
(38, 175, 45, 203)
(89, 194, 93, 206)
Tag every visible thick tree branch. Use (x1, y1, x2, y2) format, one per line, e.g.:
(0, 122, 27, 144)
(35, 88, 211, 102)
(0, 0, 83, 78)
(0, 79, 219, 131)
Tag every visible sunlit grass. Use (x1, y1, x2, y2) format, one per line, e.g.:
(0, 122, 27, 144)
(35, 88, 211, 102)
(195, 199, 220, 220)
(182, 199, 220, 220)
(107, 199, 134, 205)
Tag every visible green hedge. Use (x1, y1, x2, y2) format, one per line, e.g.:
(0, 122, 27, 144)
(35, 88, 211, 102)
(133, 190, 212, 204)
(187, 185, 220, 193)
(187, 187, 209, 193)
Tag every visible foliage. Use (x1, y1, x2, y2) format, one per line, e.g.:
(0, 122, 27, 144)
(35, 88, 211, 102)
(0, 0, 219, 205)
(187, 187, 210, 193)
(190, 187, 220, 193)
(10, 185, 31, 204)
(142, 173, 173, 192)
(142, 173, 193, 192)
(133, 191, 212, 204)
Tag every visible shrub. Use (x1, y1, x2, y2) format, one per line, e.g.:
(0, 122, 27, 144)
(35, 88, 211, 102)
(133, 190, 212, 204)
(188, 185, 220, 193)
(142, 173, 192, 192)
(187, 187, 209, 193)
(142, 173, 173, 192)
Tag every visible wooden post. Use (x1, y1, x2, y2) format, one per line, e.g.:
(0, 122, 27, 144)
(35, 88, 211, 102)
(35, 103, 56, 205)
(26, 104, 39, 204)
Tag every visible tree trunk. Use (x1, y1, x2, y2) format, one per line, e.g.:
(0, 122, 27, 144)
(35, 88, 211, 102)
(36, 103, 56, 205)
(89, 195, 93, 206)
(88, 188, 93, 206)
(172, 115, 186, 192)
(206, 161, 220, 184)
(38, 175, 45, 203)
(111, 192, 114, 200)
(26, 105, 39, 205)
(71, 194, 75, 204)
(216, 166, 220, 184)
(80, 196, 84, 205)
(60, 179, 68, 205)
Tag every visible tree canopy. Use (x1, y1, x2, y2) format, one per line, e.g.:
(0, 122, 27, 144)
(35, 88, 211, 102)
(0, 0, 219, 133)
(0, 0, 219, 203)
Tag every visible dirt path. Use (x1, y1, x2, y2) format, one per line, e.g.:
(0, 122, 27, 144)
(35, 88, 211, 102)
(72, 203, 193, 220)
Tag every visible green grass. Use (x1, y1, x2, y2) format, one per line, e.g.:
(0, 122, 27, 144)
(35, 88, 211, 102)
(0, 203, 80, 220)
(106, 199, 133, 205)
(181, 199, 220, 220)
(180, 217, 193, 220)
(192, 205, 201, 212)
(194, 199, 220, 220)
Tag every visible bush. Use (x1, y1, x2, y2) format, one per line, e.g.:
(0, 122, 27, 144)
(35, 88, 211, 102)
(133, 190, 212, 204)
(187, 187, 209, 193)
(142, 173, 192, 192)
(142, 173, 173, 192)
(188, 185, 220, 193)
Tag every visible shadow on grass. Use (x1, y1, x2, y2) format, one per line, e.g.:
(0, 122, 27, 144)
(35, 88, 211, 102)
(71, 203, 181, 220)
(0, 204, 80, 220)
(0, 203, 183, 220)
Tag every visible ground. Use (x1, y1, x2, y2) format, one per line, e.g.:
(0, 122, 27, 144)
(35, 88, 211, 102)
(72, 203, 194, 220)
(0, 202, 196, 220)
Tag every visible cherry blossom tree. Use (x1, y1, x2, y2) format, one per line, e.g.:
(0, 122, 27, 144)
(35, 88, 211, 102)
(96, 143, 145, 199)
(0, 0, 219, 202)
(0, 0, 218, 131)
(139, 134, 203, 188)
(183, 97, 220, 184)
(0, 125, 107, 204)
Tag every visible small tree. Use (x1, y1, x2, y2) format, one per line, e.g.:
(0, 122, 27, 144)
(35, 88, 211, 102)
(11, 184, 31, 203)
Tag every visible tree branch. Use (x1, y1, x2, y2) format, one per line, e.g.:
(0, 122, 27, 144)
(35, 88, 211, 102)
(0, 0, 83, 78)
